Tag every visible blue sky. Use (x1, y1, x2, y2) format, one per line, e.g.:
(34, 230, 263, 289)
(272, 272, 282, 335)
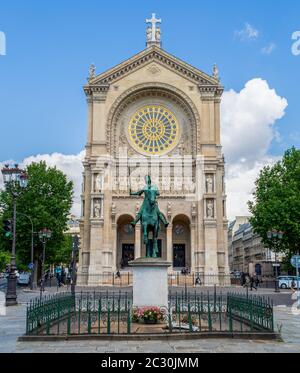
(0, 0, 299, 162)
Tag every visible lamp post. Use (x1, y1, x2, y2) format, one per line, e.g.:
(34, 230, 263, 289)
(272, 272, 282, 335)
(1, 164, 28, 306)
(70, 234, 79, 296)
(267, 230, 284, 293)
(38, 228, 52, 299)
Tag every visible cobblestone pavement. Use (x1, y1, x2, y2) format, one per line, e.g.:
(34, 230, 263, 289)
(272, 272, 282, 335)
(0, 288, 299, 353)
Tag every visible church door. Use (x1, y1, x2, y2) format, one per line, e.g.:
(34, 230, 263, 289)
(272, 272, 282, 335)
(173, 244, 186, 268)
(121, 244, 135, 268)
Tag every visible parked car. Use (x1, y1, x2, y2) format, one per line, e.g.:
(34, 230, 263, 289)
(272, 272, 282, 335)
(278, 276, 299, 289)
(17, 272, 30, 286)
(230, 271, 241, 279)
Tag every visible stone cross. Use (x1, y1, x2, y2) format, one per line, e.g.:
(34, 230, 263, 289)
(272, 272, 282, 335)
(146, 13, 161, 43)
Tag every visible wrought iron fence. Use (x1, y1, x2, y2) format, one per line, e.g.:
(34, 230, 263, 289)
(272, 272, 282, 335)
(227, 293, 274, 332)
(25, 290, 275, 336)
(26, 293, 75, 335)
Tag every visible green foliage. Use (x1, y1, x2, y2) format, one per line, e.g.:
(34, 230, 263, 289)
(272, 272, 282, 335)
(248, 147, 300, 256)
(0, 161, 73, 268)
(0, 250, 10, 272)
(53, 234, 73, 265)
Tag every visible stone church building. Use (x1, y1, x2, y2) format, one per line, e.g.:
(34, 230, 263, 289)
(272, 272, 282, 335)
(78, 15, 229, 284)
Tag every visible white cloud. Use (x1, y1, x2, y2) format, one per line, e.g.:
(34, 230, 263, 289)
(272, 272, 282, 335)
(221, 78, 288, 220)
(225, 157, 279, 221)
(221, 78, 288, 167)
(235, 23, 259, 41)
(0, 151, 85, 217)
(261, 42, 276, 55)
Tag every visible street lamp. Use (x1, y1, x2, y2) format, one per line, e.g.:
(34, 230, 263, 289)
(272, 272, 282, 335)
(38, 228, 52, 299)
(70, 234, 79, 296)
(1, 164, 28, 306)
(267, 230, 284, 293)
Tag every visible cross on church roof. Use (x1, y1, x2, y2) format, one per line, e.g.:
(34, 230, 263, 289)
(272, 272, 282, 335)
(146, 13, 162, 48)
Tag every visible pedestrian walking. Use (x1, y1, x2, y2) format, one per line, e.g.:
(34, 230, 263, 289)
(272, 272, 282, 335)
(195, 276, 202, 286)
(241, 272, 246, 287)
(250, 275, 258, 291)
(115, 270, 121, 279)
(55, 265, 63, 287)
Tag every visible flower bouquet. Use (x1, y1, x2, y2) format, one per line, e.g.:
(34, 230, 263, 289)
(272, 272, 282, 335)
(132, 306, 164, 324)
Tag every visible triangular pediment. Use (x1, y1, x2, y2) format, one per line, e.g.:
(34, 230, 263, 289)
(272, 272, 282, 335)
(87, 46, 220, 87)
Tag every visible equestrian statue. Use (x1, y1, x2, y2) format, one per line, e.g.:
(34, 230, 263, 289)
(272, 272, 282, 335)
(130, 175, 169, 258)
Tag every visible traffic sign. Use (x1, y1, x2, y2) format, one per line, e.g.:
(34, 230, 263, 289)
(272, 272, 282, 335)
(272, 263, 280, 267)
(28, 263, 34, 270)
(291, 256, 300, 268)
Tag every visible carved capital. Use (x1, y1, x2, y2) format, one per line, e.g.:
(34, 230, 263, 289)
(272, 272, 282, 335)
(198, 85, 224, 101)
(84, 84, 110, 102)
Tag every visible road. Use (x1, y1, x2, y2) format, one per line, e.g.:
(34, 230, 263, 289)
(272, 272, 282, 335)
(0, 278, 6, 290)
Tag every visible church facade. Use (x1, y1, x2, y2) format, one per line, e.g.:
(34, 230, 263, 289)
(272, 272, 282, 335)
(78, 15, 229, 284)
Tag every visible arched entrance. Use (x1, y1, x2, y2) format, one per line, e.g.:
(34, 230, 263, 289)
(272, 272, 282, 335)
(172, 215, 191, 270)
(117, 215, 135, 269)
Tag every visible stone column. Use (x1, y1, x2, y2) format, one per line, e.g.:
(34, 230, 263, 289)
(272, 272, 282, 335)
(195, 156, 205, 274)
(135, 223, 141, 259)
(166, 225, 173, 272)
(112, 222, 117, 271)
(190, 222, 196, 273)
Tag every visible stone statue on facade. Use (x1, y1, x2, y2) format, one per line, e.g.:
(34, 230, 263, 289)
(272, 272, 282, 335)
(130, 175, 168, 258)
(146, 26, 152, 42)
(93, 200, 101, 218)
(146, 13, 162, 47)
(95, 174, 102, 192)
(89, 63, 96, 79)
(207, 200, 214, 219)
(213, 63, 219, 80)
(206, 175, 214, 194)
(155, 27, 161, 42)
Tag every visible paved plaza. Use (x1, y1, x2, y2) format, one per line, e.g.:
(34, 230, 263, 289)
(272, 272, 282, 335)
(0, 287, 299, 353)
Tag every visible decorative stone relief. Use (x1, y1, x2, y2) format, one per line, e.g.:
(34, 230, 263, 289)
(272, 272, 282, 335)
(111, 202, 116, 220)
(124, 224, 134, 234)
(191, 203, 197, 219)
(174, 224, 184, 236)
(147, 64, 161, 75)
(167, 202, 172, 220)
(161, 176, 170, 192)
(119, 127, 128, 147)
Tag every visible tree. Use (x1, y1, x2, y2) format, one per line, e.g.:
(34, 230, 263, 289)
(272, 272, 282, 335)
(248, 147, 300, 257)
(0, 251, 10, 272)
(0, 161, 73, 269)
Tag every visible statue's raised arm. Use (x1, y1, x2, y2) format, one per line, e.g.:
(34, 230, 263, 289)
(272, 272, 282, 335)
(130, 189, 144, 197)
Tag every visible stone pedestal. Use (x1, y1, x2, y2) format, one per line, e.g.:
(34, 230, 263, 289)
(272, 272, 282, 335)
(129, 258, 171, 308)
